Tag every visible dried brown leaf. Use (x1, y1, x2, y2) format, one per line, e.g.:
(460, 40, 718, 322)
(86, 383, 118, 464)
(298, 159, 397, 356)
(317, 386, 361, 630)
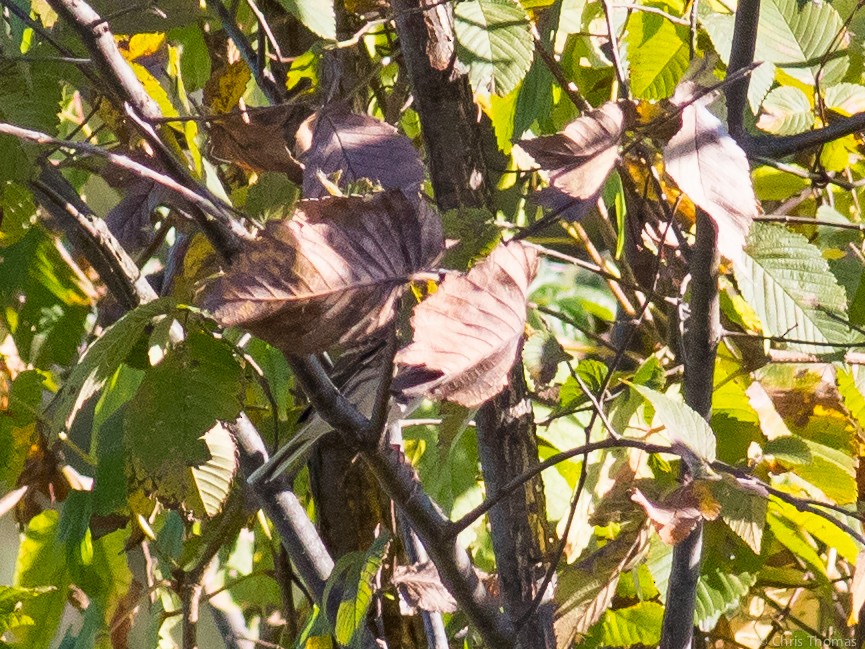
(663, 85, 757, 262)
(392, 561, 458, 615)
(630, 485, 717, 545)
(392, 241, 538, 408)
(202, 191, 443, 354)
(517, 101, 630, 221)
(296, 104, 425, 198)
(105, 179, 169, 252)
(554, 527, 649, 649)
(208, 105, 309, 182)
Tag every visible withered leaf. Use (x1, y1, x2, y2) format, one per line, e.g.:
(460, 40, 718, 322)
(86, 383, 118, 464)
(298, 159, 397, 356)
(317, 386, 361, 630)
(392, 241, 538, 408)
(105, 179, 169, 253)
(392, 561, 458, 615)
(202, 191, 443, 354)
(295, 104, 425, 198)
(208, 105, 310, 183)
(517, 101, 630, 221)
(630, 482, 719, 545)
(663, 83, 757, 262)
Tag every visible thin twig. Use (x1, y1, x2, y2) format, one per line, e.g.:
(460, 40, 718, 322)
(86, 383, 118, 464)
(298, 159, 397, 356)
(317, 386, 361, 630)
(529, 24, 591, 112)
(601, 0, 628, 97)
(0, 122, 253, 248)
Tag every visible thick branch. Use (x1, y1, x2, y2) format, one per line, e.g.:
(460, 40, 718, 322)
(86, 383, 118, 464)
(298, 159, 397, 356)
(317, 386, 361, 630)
(746, 111, 865, 158)
(231, 414, 334, 601)
(390, 2, 552, 646)
(31, 166, 157, 310)
(477, 366, 555, 649)
(362, 446, 515, 647)
(725, 0, 760, 140)
(660, 211, 719, 649)
(390, 0, 491, 210)
(285, 355, 516, 648)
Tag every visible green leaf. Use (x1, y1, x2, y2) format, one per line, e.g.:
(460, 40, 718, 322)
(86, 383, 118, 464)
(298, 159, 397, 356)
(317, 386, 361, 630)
(711, 478, 767, 554)
(13, 512, 69, 649)
(589, 601, 664, 647)
(757, 0, 848, 85)
(766, 505, 828, 578)
(0, 585, 53, 635)
(50, 298, 176, 432)
(514, 58, 554, 138)
(625, 11, 689, 100)
(791, 438, 856, 505)
(756, 86, 814, 135)
(169, 25, 211, 92)
(695, 568, 757, 632)
(764, 436, 812, 465)
(455, 0, 534, 96)
(335, 533, 391, 648)
(125, 331, 241, 513)
(734, 224, 853, 354)
(188, 422, 238, 517)
(0, 60, 66, 180)
(824, 83, 865, 116)
(631, 385, 717, 463)
(440, 208, 501, 271)
(0, 181, 36, 247)
(838, 366, 865, 430)
(276, 0, 335, 40)
(772, 500, 859, 564)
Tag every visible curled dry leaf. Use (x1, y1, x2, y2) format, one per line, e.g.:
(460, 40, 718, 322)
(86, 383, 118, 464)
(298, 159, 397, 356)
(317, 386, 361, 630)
(208, 105, 310, 183)
(630, 481, 720, 545)
(392, 241, 538, 408)
(296, 104, 425, 198)
(517, 101, 631, 221)
(663, 81, 758, 262)
(392, 561, 458, 615)
(105, 179, 169, 253)
(202, 191, 443, 354)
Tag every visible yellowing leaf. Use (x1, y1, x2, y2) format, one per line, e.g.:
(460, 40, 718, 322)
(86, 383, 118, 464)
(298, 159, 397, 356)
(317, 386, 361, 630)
(204, 61, 252, 114)
(116, 33, 166, 60)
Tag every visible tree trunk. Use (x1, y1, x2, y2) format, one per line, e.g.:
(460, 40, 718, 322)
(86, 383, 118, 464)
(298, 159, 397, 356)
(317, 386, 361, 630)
(391, 2, 556, 646)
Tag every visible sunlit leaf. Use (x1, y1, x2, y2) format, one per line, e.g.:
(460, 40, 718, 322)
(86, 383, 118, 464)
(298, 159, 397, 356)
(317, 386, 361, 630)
(517, 101, 630, 221)
(664, 82, 757, 262)
(277, 0, 336, 40)
(203, 192, 443, 354)
(734, 224, 853, 354)
(455, 0, 534, 95)
(757, 86, 814, 135)
(393, 241, 537, 408)
(631, 385, 717, 463)
(626, 11, 689, 100)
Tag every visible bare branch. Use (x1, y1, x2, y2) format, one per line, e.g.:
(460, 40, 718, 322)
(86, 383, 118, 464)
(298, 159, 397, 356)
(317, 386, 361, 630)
(725, 0, 760, 141)
(45, 0, 248, 260)
(0, 122, 253, 250)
